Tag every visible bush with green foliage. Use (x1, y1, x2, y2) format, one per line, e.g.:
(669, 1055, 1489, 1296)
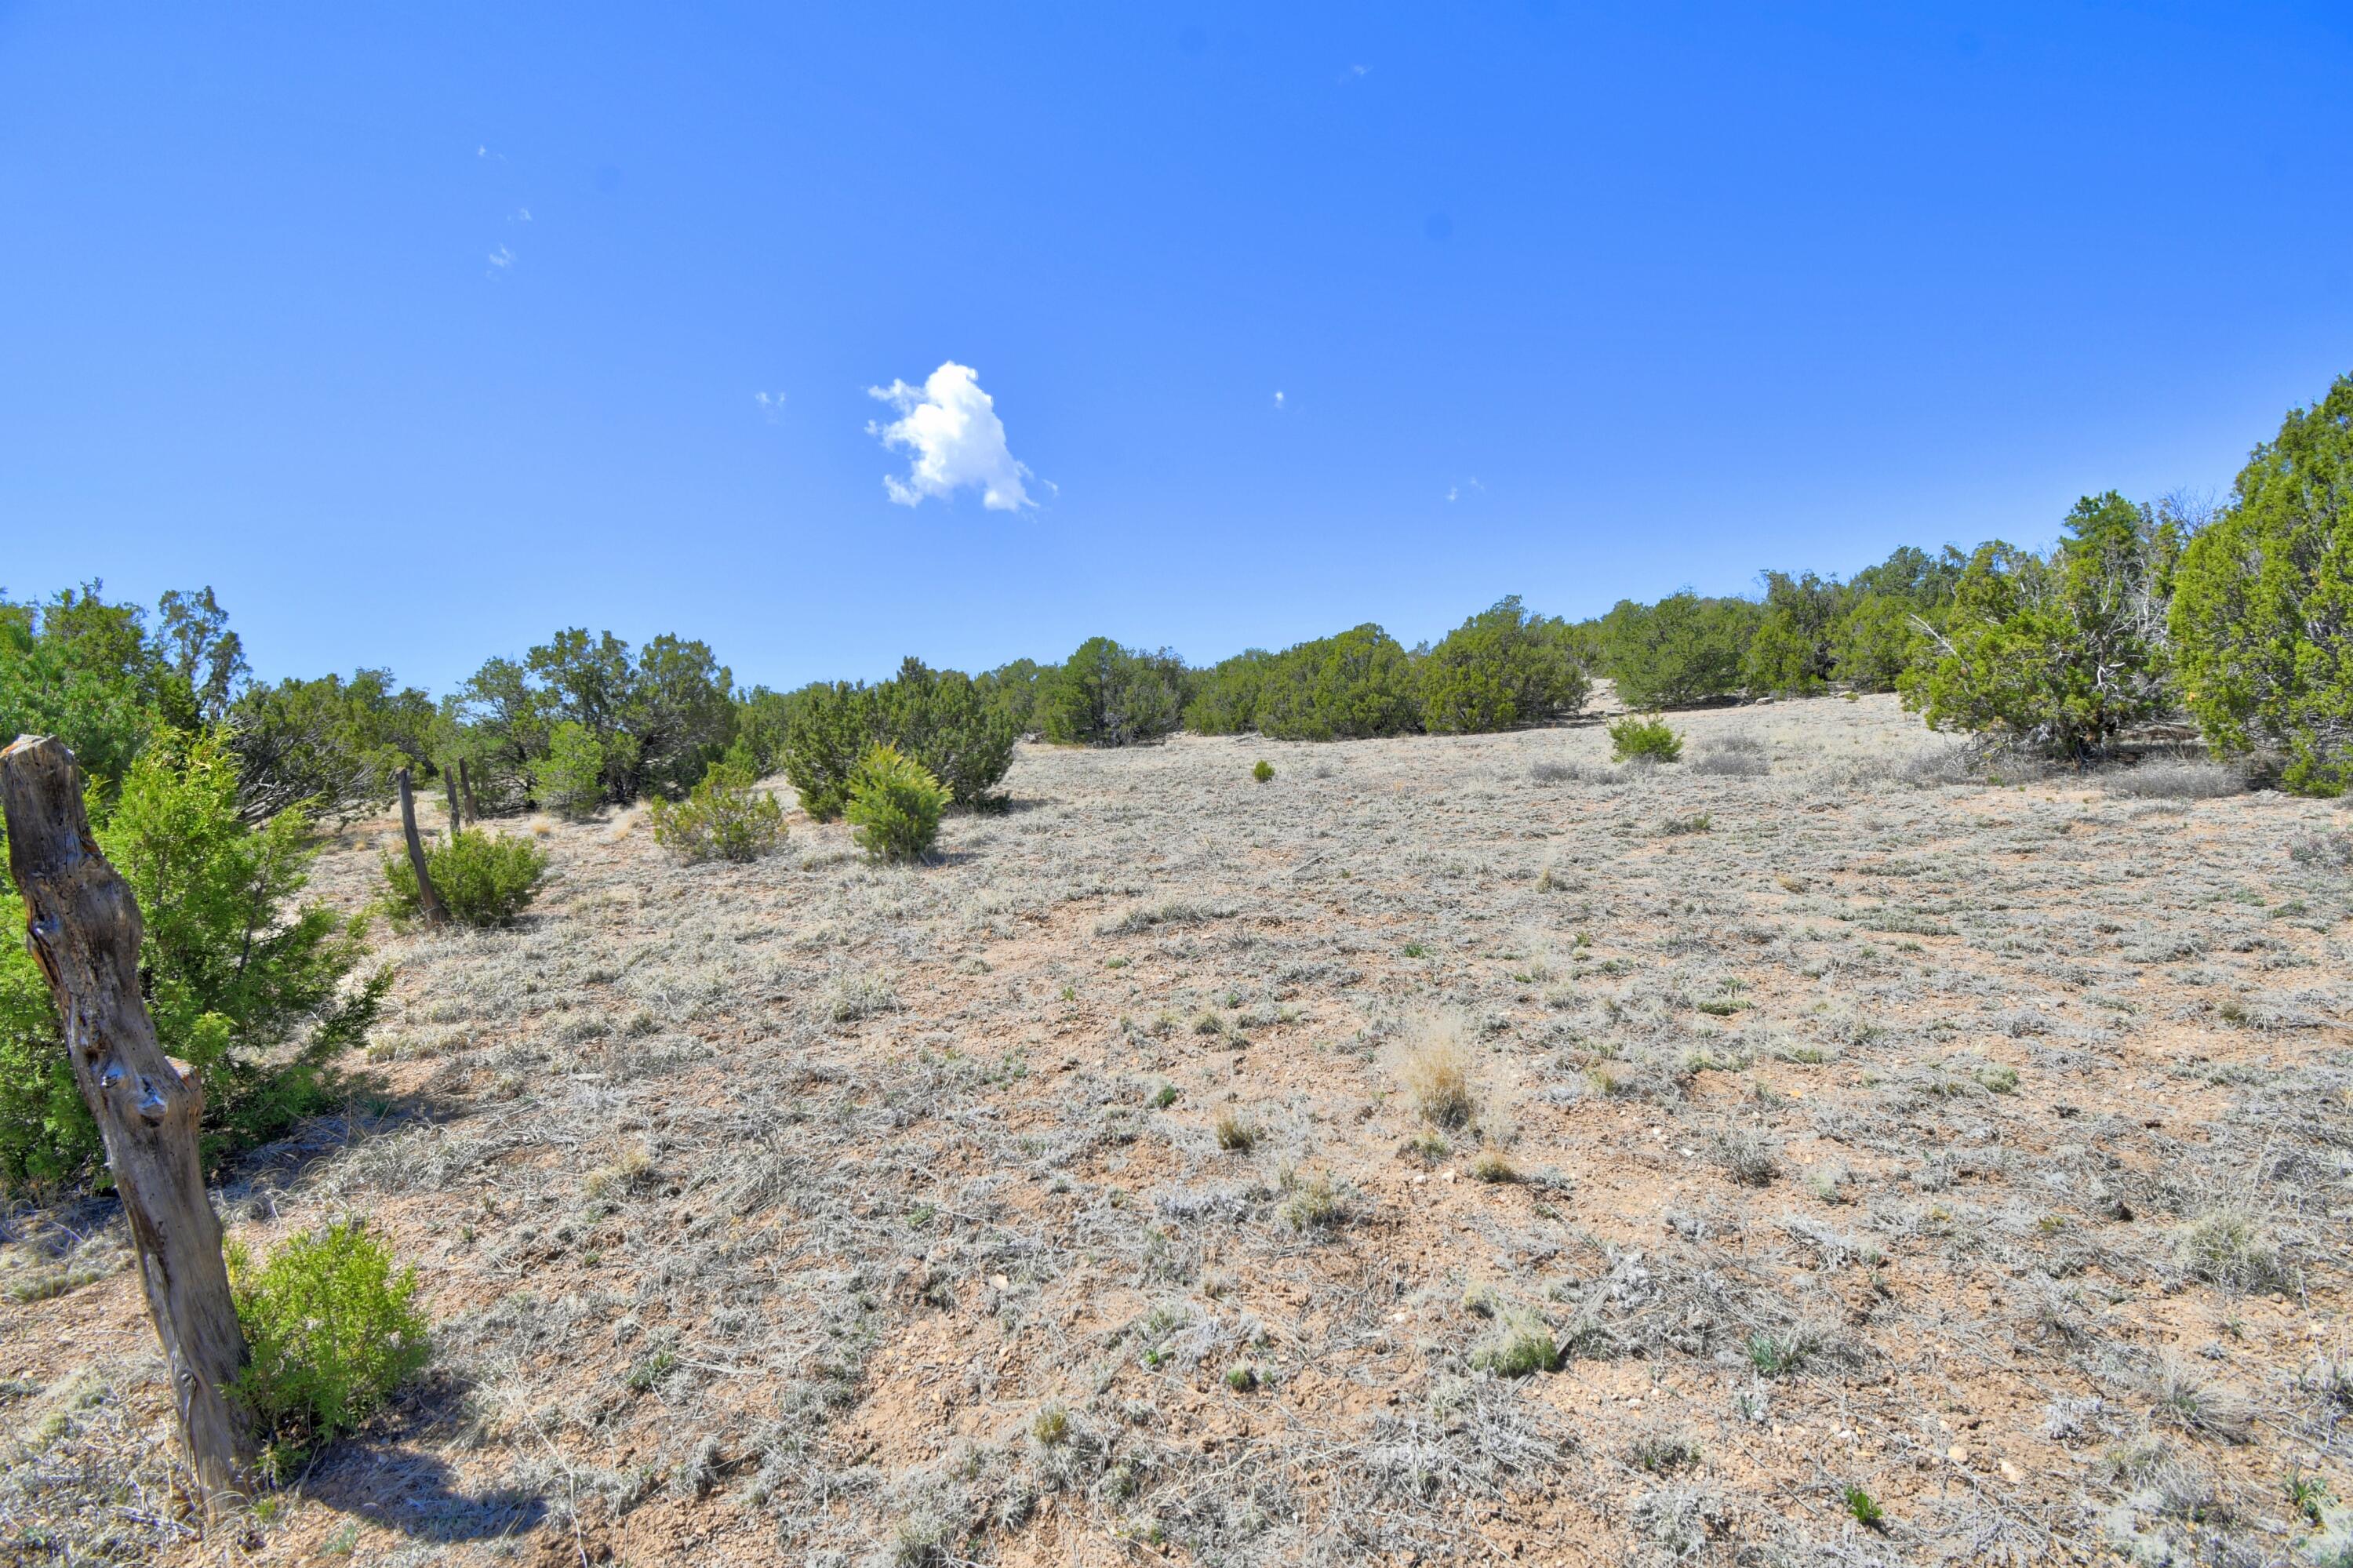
(728, 685, 793, 777)
(845, 744, 951, 861)
(228, 667, 435, 822)
(2171, 373, 2353, 794)
(1420, 596, 1590, 733)
(1253, 759, 1275, 782)
(381, 828, 550, 928)
(228, 1218, 429, 1478)
(872, 658, 1016, 806)
(0, 917, 86, 1191)
(1599, 593, 1762, 708)
(1609, 715, 1684, 762)
(530, 720, 608, 818)
(0, 581, 247, 798)
(648, 761, 786, 863)
(975, 658, 1046, 735)
(1742, 571, 1843, 697)
(779, 680, 874, 820)
(1036, 638, 1187, 747)
(1828, 591, 1929, 692)
(1253, 624, 1421, 740)
(1905, 492, 2182, 760)
(0, 732, 387, 1188)
(1831, 545, 1964, 691)
(450, 627, 735, 809)
(1185, 649, 1278, 735)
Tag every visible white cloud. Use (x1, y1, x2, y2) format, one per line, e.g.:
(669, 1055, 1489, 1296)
(513, 206, 533, 222)
(1273, 390, 1286, 409)
(487, 245, 513, 268)
(865, 362, 1036, 511)
(1447, 477, 1484, 502)
(753, 390, 786, 423)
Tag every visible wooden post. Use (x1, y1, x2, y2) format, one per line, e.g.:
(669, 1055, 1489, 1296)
(0, 736, 257, 1508)
(395, 767, 449, 926)
(440, 765, 464, 834)
(457, 758, 478, 824)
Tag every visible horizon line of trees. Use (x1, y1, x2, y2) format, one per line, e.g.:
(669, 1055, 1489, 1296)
(4, 369, 2349, 828)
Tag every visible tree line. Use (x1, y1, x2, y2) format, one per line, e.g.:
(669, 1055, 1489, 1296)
(6, 371, 2351, 824)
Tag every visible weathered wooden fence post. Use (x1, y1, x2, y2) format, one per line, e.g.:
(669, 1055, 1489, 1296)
(395, 766, 449, 926)
(0, 735, 257, 1509)
(441, 765, 464, 833)
(457, 758, 478, 824)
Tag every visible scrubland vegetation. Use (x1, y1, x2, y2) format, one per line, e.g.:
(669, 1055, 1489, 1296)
(0, 372, 2349, 1563)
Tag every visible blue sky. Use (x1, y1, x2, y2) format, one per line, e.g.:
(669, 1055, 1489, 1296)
(4, 2, 2348, 693)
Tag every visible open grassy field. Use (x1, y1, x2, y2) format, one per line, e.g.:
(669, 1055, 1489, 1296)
(5, 692, 2351, 1566)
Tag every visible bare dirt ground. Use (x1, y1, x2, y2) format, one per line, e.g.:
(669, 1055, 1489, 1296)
(6, 693, 2353, 1566)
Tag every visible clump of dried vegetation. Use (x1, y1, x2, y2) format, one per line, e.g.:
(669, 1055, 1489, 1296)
(5, 691, 2351, 1566)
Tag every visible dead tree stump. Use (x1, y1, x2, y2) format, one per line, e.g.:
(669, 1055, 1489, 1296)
(0, 735, 257, 1508)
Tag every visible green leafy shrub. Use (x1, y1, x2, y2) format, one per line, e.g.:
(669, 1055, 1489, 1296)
(530, 720, 607, 818)
(1609, 715, 1683, 762)
(1741, 571, 1842, 697)
(0, 913, 90, 1191)
(780, 664, 1016, 818)
(1, 583, 253, 802)
(872, 658, 1016, 806)
(2171, 373, 2353, 794)
(779, 680, 872, 820)
(1253, 759, 1275, 783)
(1420, 596, 1591, 733)
(229, 1218, 429, 1477)
(647, 761, 786, 863)
(726, 684, 793, 777)
(1599, 592, 1761, 708)
(0, 732, 389, 1190)
(1253, 624, 1421, 740)
(383, 828, 550, 927)
(227, 668, 435, 823)
(1904, 493, 2181, 760)
(1186, 649, 1278, 735)
(1829, 545, 1964, 691)
(975, 657, 1045, 735)
(844, 744, 951, 862)
(449, 628, 733, 809)
(1036, 638, 1187, 747)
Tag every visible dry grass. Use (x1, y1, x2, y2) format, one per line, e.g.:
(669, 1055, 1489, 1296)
(5, 691, 2351, 1566)
(1396, 1010, 1478, 1130)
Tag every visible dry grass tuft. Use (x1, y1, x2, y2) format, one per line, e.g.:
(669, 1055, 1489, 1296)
(1397, 1010, 1478, 1130)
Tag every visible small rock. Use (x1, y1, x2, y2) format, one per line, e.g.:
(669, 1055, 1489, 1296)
(1947, 1444, 1969, 1464)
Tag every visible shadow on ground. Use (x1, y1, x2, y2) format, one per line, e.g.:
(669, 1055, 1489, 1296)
(304, 1442, 546, 1543)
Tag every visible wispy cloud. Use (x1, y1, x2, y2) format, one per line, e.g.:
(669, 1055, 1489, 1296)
(866, 362, 1038, 511)
(1344, 63, 1371, 80)
(486, 244, 514, 270)
(753, 390, 786, 424)
(512, 207, 533, 222)
(1446, 477, 1484, 502)
(1273, 390, 1286, 409)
